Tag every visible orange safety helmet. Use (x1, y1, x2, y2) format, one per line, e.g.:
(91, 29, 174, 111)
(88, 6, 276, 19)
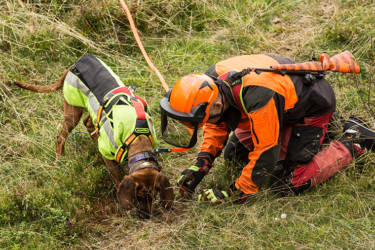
(170, 73, 219, 123)
(160, 73, 219, 148)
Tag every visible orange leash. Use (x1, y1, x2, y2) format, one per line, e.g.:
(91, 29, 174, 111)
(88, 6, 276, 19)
(118, 0, 169, 92)
(18, 0, 25, 8)
(118, 1, 191, 153)
(154, 148, 191, 153)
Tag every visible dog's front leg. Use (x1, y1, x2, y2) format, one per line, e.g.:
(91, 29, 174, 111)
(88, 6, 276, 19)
(103, 158, 123, 188)
(82, 114, 123, 187)
(82, 114, 99, 140)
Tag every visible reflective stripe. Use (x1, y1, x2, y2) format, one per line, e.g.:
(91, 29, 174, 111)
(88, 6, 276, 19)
(102, 119, 118, 149)
(88, 94, 106, 124)
(115, 133, 137, 163)
(65, 71, 90, 96)
(125, 134, 137, 145)
(115, 148, 125, 163)
(88, 94, 117, 149)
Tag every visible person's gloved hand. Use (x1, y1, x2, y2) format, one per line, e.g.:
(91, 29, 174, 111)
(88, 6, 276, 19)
(177, 158, 212, 196)
(197, 188, 231, 204)
(197, 183, 249, 204)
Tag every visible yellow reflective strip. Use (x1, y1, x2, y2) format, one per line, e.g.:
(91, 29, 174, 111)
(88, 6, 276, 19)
(189, 166, 200, 171)
(116, 148, 124, 163)
(125, 134, 136, 145)
(115, 134, 137, 163)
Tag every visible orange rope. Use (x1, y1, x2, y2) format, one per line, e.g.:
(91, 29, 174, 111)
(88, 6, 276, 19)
(118, 1, 192, 153)
(18, 0, 25, 8)
(118, 0, 169, 92)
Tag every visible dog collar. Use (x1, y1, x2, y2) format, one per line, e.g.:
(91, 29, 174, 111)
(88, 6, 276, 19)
(129, 161, 161, 174)
(128, 151, 161, 174)
(128, 151, 157, 165)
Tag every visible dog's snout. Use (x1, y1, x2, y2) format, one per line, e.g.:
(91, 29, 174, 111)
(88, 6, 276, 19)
(137, 209, 151, 219)
(135, 191, 153, 219)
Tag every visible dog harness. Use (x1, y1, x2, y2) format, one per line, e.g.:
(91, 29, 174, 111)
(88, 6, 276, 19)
(99, 86, 154, 163)
(63, 54, 158, 163)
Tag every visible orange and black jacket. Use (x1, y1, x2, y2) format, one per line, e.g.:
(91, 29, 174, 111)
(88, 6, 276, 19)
(198, 54, 336, 194)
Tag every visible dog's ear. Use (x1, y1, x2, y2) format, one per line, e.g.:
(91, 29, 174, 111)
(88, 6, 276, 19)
(157, 173, 174, 210)
(117, 176, 136, 210)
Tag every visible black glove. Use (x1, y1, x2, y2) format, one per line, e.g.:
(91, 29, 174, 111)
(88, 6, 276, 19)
(177, 158, 212, 196)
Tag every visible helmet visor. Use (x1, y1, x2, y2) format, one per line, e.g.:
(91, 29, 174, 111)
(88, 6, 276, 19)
(161, 112, 199, 148)
(160, 95, 208, 148)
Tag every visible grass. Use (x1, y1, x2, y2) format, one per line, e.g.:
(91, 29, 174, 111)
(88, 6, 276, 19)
(0, 0, 374, 248)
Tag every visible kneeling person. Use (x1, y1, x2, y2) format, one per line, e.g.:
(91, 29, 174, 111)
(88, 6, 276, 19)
(160, 53, 375, 203)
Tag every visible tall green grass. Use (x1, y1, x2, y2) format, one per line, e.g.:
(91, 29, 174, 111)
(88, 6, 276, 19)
(0, 0, 374, 248)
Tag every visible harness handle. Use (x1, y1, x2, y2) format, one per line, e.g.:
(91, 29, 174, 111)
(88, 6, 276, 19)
(91, 106, 104, 136)
(154, 148, 191, 153)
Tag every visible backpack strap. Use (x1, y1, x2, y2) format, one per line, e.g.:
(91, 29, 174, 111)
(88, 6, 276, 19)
(231, 83, 247, 115)
(218, 72, 248, 115)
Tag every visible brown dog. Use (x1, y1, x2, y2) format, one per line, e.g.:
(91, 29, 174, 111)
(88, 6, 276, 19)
(14, 54, 174, 218)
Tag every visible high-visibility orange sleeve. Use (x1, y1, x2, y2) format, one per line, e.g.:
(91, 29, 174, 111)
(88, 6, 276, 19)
(235, 98, 280, 194)
(200, 121, 230, 158)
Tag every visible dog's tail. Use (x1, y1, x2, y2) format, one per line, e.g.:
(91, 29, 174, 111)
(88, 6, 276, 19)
(14, 68, 70, 93)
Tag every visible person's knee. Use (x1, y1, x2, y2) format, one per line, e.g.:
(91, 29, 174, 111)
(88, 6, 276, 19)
(286, 125, 324, 164)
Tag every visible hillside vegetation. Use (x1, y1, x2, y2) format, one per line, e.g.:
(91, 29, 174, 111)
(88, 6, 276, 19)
(0, 0, 374, 248)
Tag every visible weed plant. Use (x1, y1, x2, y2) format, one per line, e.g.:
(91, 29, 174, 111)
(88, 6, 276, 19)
(0, 0, 374, 248)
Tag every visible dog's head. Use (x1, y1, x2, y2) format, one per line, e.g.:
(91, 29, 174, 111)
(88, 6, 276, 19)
(117, 168, 174, 219)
